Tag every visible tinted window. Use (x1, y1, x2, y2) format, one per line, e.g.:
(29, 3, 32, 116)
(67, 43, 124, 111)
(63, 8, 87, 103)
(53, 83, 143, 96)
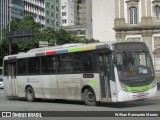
(57, 54, 74, 73)
(0, 69, 2, 75)
(57, 51, 94, 73)
(18, 59, 27, 75)
(77, 52, 93, 72)
(4, 61, 8, 76)
(41, 56, 56, 74)
(28, 57, 40, 75)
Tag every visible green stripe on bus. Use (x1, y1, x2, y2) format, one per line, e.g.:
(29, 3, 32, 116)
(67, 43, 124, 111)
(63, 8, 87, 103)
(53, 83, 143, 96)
(68, 48, 81, 52)
(90, 80, 96, 88)
(126, 83, 153, 93)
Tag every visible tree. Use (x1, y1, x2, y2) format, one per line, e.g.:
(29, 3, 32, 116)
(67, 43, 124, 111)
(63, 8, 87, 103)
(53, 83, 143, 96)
(0, 15, 99, 56)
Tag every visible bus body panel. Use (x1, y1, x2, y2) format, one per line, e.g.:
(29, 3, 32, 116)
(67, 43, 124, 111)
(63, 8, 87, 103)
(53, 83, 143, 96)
(109, 80, 118, 102)
(4, 73, 101, 101)
(117, 85, 157, 102)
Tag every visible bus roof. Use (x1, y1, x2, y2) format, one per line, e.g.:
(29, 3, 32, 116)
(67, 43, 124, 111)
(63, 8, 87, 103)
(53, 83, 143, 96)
(3, 41, 147, 60)
(3, 42, 114, 60)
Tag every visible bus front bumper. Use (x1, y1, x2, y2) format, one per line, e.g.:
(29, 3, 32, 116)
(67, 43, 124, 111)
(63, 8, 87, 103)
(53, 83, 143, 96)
(117, 85, 157, 102)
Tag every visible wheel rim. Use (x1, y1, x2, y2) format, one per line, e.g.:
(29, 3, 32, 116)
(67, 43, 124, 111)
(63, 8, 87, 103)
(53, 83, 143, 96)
(27, 89, 33, 100)
(87, 92, 95, 102)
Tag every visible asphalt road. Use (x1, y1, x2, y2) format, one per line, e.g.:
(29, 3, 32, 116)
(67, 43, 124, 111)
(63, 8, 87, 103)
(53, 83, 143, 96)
(0, 89, 160, 120)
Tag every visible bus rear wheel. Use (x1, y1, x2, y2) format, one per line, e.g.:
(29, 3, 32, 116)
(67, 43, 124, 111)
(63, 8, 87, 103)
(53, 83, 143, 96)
(83, 89, 96, 106)
(26, 87, 35, 102)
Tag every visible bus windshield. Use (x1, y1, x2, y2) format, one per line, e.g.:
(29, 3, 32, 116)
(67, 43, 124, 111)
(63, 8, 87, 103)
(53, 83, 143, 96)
(116, 51, 154, 80)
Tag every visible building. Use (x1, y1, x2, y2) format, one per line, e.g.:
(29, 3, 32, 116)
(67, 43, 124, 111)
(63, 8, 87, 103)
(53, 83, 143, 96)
(62, 25, 86, 39)
(63, 0, 115, 41)
(0, 0, 24, 39)
(24, 0, 45, 28)
(77, 0, 93, 39)
(92, 0, 115, 41)
(0, 0, 9, 39)
(11, 0, 24, 22)
(24, 0, 61, 30)
(77, 0, 115, 41)
(45, 0, 61, 30)
(61, 0, 77, 26)
(114, 0, 160, 81)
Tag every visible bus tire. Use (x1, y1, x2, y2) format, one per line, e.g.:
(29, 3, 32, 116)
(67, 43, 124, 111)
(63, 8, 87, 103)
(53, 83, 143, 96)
(83, 89, 96, 106)
(26, 87, 35, 102)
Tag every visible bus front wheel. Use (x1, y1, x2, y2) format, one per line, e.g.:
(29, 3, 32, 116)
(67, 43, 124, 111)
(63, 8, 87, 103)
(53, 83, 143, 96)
(26, 87, 35, 102)
(83, 89, 96, 106)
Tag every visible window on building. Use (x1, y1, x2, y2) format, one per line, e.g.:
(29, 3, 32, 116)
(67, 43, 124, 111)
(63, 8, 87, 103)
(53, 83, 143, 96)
(51, 5, 54, 9)
(77, 30, 81, 35)
(56, 6, 59, 11)
(62, 19, 67, 24)
(51, 12, 54, 17)
(129, 7, 138, 25)
(56, 14, 59, 19)
(62, 12, 66, 16)
(154, 5, 160, 17)
(56, 22, 59, 26)
(62, 6, 66, 10)
(47, 19, 50, 23)
(46, 2, 50, 7)
(52, 20, 54, 24)
(46, 11, 49, 15)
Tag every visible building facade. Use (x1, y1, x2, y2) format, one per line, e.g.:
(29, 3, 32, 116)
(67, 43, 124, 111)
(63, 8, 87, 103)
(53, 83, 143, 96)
(77, 0, 93, 39)
(24, 0, 45, 28)
(24, 0, 61, 30)
(0, 0, 24, 39)
(45, 0, 61, 30)
(114, 0, 160, 80)
(11, 0, 24, 22)
(0, 0, 9, 39)
(61, 0, 77, 26)
(92, 0, 115, 41)
(63, 0, 115, 41)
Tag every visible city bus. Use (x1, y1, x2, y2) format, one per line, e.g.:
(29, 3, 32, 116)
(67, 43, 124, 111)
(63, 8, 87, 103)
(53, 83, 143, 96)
(3, 42, 157, 106)
(0, 67, 3, 88)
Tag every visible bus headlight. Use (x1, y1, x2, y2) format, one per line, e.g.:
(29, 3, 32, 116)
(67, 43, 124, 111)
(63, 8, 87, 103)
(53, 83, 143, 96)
(120, 82, 128, 92)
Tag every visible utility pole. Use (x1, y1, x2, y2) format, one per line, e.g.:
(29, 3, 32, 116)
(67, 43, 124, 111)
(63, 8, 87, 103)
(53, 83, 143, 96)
(8, 0, 12, 55)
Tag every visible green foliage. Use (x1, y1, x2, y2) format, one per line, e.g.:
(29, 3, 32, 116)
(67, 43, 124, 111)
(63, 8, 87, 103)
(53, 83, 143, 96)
(0, 15, 99, 56)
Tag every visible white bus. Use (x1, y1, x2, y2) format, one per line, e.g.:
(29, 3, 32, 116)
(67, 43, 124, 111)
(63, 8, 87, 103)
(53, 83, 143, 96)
(0, 67, 3, 88)
(3, 42, 157, 106)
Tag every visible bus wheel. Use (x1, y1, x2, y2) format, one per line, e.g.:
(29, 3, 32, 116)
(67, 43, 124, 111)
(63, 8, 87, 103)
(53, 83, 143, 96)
(83, 89, 96, 106)
(26, 87, 35, 102)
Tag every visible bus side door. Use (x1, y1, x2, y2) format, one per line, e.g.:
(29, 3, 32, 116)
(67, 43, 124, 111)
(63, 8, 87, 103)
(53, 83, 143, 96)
(8, 61, 17, 96)
(98, 51, 111, 100)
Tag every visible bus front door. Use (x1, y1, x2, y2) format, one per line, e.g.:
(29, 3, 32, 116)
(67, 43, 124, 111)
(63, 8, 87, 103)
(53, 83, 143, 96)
(98, 53, 111, 100)
(9, 62, 17, 96)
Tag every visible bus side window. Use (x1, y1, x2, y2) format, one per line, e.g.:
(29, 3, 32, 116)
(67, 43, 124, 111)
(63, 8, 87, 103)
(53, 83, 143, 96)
(18, 59, 27, 75)
(60, 54, 74, 73)
(80, 52, 93, 72)
(28, 57, 41, 75)
(41, 56, 56, 74)
(4, 61, 8, 76)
